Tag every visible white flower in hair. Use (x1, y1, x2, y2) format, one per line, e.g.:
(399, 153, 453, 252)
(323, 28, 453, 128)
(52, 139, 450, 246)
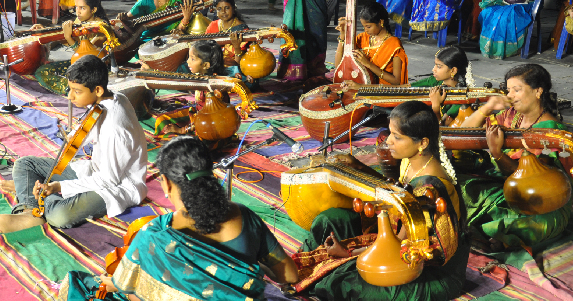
(465, 61, 476, 88)
(438, 137, 457, 185)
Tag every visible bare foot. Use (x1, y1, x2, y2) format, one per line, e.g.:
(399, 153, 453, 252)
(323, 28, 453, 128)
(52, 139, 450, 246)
(163, 124, 189, 134)
(0, 212, 46, 233)
(0, 180, 15, 193)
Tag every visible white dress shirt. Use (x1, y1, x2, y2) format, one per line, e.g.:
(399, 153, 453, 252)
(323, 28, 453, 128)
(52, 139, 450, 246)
(60, 93, 148, 217)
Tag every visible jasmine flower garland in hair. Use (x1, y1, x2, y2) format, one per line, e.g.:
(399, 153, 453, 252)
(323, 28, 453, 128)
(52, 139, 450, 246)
(439, 137, 457, 185)
(465, 61, 475, 88)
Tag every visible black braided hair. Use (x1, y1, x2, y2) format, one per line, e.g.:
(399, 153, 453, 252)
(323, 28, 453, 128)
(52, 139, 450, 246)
(156, 136, 230, 234)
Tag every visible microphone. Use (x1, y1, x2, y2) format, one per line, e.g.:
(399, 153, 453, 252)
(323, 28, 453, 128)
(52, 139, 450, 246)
(262, 120, 304, 154)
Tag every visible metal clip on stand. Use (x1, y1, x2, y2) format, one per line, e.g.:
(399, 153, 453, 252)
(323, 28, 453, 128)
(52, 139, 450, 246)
(0, 55, 24, 114)
(317, 104, 388, 152)
(213, 136, 279, 201)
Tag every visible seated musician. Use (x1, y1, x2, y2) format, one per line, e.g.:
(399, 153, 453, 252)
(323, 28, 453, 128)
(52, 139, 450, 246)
(33, 0, 109, 96)
(117, 0, 196, 43)
(458, 63, 572, 253)
(0, 55, 148, 233)
(337, 2, 409, 90)
(160, 40, 229, 134)
(204, 0, 257, 88)
(413, 46, 474, 126)
(293, 101, 469, 300)
(60, 137, 297, 300)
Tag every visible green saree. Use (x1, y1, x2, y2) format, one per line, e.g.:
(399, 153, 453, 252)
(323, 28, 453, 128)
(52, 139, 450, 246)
(459, 108, 572, 250)
(299, 175, 470, 300)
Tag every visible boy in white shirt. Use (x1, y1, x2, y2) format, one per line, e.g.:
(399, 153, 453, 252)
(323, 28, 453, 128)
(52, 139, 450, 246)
(0, 55, 148, 233)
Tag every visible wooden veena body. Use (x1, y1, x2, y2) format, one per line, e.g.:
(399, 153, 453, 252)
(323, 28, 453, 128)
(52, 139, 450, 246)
(300, 83, 506, 142)
(109, 0, 216, 64)
(138, 25, 298, 72)
(0, 22, 105, 75)
(107, 70, 257, 119)
(281, 155, 438, 284)
(333, 0, 377, 84)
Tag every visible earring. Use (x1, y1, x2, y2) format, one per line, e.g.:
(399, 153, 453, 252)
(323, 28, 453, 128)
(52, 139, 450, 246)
(418, 147, 423, 156)
(450, 73, 455, 79)
(165, 194, 169, 199)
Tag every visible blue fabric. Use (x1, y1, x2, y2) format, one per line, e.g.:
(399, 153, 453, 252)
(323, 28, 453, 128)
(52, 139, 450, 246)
(410, 0, 461, 31)
(378, 0, 413, 23)
(478, 3, 534, 59)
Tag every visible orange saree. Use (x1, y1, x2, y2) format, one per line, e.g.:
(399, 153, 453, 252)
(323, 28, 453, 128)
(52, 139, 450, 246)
(356, 33, 409, 85)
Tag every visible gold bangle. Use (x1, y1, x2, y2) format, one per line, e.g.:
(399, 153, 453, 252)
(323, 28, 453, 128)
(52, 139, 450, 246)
(379, 71, 384, 80)
(337, 36, 345, 43)
(478, 107, 491, 117)
(494, 154, 503, 161)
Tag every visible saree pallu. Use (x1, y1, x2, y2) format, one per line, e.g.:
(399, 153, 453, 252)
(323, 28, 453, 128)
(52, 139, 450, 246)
(459, 109, 572, 249)
(355, 34, 409, 85)
(378, 0, 413, 25)
(277, 0, 328, 81)
(295, 176, 469, 300)
(410, 0, 461, 32)
(478, 1, 533, 59)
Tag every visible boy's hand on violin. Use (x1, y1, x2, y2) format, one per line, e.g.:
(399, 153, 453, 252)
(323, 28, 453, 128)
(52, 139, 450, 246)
(33, 180, 61, 200)
(100, 274, 119, 292)
(324, 232, 349, 258)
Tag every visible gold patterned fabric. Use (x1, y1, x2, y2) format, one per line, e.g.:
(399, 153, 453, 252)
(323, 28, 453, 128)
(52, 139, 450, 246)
(109, 213, 269, 300)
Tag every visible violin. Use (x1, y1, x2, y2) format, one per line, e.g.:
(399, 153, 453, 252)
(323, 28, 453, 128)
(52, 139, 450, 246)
(94, 215, 158, 300)
(33, 104, 104, 217)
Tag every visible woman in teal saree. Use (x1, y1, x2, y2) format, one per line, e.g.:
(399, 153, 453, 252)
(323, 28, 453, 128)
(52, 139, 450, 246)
(58, 137, 298, 300)
(459, 64, 572, 253)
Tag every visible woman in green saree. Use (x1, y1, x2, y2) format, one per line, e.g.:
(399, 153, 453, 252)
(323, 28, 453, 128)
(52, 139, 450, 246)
(58, 137, 298, 300)
(459, 63, 572, 253)
(292, 101, 470, 300)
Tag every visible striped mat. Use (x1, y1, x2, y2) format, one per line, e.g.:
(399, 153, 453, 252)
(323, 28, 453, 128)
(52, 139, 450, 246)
(1, 73, 573, 300)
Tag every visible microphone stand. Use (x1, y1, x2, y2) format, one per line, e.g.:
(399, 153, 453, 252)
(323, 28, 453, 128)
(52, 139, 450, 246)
(317, 105, 388, 152)
(214, 136, 279, 201)
(0, 55, 24, 114)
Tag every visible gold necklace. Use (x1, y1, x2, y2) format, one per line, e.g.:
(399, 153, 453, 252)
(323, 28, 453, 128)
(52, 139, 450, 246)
(219, 18, 237, 33)
(404, 155, 433, 185)
(365, 33, 391, 58)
